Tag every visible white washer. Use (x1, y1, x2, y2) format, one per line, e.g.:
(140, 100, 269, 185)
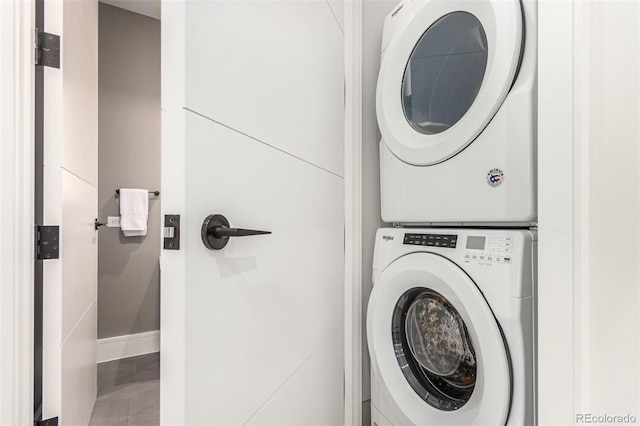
(377, 0, 537, 225)
(367, 228, 536, 425)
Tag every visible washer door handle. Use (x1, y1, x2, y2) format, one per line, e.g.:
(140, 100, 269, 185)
(201, 214, 271, 250)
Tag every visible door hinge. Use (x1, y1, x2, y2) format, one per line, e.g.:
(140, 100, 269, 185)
(35, 417, 58, 426)
(163, 215, 180, 250)
(36, 225, 60, 260)
(35, 28, 60, 68)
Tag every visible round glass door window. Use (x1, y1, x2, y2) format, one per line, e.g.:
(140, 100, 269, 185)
(402, 12, 488, 135)
(392, 288, 477, 410)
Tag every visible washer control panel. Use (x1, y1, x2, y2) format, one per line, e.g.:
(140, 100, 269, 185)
(403, 233, 457, 248)
(464, 235, 513, 266)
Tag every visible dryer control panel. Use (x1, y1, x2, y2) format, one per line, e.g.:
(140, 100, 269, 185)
(403, 233, 457, 248)
(464, 235, 513, 265)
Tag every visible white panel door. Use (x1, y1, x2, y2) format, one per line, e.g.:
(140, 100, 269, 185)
(41, 0, 98, 424)
(161, 1, 345, 424)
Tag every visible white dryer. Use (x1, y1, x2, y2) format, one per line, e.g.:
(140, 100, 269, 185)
(377, 0, 536, 225)
(367, 228, 536, 425)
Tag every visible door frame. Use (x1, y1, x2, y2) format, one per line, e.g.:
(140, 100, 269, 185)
(344, 1, 363, 425)
(537, 0, 589, 423)
(0, 0, 35, 425)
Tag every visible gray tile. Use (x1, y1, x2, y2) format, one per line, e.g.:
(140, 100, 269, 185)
(128, 418, 159, 426)
(133, 381, 160, 396)
(138, 360, 160, 373)
(130, 386, 160, 418)
(135, 352, 159, 363)
(97, 382, 137, 400)
(135, 353, 160, 372)
(133, 369, 160, 382)
(89, 416, 129, 426)
(91, 398, 132, 418)
(100, 358, 138, 375)
(99, 371, 136, 388)
(98, 381, 159, 401)
(93, 353, 160, 424)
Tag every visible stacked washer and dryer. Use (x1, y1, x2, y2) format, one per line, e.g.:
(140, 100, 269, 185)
(367, 0, 537, 425)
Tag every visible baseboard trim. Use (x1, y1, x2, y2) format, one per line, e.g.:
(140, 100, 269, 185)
(97, 330, 160, 363)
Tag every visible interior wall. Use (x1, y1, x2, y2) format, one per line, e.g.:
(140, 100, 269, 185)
(98, 3, 161, 339)
(361, 0, 396, 410)
(584, 0, 639, 416)
(538, 0, 640, 422)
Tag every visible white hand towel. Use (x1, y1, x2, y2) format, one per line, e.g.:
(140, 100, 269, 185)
(119, 188, 149, 237)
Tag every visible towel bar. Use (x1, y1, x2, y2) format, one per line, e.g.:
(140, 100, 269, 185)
(115, 189, 160, 196)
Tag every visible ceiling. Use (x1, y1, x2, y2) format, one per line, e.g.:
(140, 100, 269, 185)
(100, 0, 161, 20)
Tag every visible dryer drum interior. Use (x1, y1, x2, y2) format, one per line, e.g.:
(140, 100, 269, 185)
(392, 287, 477, 411)
(402, 11, 489, 136)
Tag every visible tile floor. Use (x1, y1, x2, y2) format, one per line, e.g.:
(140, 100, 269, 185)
(90, 352, 160, 426)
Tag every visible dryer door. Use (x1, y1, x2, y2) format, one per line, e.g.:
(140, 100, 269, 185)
(367, 253, 511, 425)
(376, 0, 523, 165)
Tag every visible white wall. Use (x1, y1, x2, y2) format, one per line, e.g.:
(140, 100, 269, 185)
(0, 2, 34, 425)
(584, 2, 640, 417)
(539, 1, 640, 423)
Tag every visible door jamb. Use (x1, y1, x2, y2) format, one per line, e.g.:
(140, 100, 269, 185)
(344, 1, 363, 425)
(0, 0, 35, 424)
(537, 0, 588, 423)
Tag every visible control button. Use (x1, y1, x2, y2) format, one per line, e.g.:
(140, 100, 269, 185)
(495, 257, 502, 263)
(504, 257, 511, 264)
(471, 255, 477, 260)
(487, 256, 493, 261)
(479, 256, 485, 260)
(464, 254, 471, 259)
(504, 247, 512, 253)
(504, 237, 512, 242)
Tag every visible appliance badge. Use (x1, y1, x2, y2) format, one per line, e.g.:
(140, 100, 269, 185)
(487, 168, 504, 187)
(382, 235, 394, 241)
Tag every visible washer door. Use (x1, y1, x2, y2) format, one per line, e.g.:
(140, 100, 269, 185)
(377, 0, 523, 165)
(367, 253, 511, 425)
